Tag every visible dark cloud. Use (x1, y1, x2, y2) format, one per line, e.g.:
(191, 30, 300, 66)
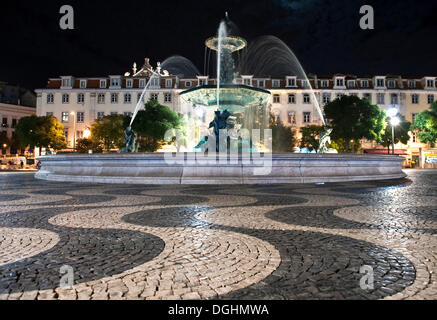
(0, 0, 436, 90)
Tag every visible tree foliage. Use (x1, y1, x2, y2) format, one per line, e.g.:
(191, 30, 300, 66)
(15, 115, 67, 150)
(329, 138, 361, 153)
(270, 114, 296, 152)
(128, 100, 182, 152)
(75, 138, 103, 154)
(299, 125, 324, 150)
(380, 114, 411, 151)
(411, 101, 437, 146)
(90, 115, 126, 151)
(324, 95, 386, 152)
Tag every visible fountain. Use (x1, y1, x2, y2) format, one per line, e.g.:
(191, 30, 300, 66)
(35, 14, 406, 184)
(179, 15, 271, 152)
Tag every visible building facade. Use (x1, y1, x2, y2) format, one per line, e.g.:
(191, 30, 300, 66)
(0, 103, 36, 155)
(35, 59, 436, 165)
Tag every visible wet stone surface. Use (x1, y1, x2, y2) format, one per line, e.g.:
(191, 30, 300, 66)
(0, 170, 436, 300)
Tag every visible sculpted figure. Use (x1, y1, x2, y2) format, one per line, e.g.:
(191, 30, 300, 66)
(121, 126, 137, 153)
(318, 127, 338, 153)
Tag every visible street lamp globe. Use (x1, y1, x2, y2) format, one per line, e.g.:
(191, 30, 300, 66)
(390, 116, 400, 126)
(387, 106, 398, 118)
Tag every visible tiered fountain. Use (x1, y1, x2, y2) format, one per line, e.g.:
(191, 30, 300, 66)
(35, 15, 406, 184)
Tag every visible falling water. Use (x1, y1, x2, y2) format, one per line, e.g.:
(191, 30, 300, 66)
(130, 72, 159, 127)
(161, 55, 200, 78)
(238, 36, 326, 125)
(130, 56, 200, 127)
(216, 21, 227, 110)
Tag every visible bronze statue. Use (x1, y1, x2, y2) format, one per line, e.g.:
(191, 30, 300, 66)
(121, 126, 137, 153)
(318, 127, 337, 153)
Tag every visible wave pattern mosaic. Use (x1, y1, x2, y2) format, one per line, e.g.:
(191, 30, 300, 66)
(0, 171, 436, 300)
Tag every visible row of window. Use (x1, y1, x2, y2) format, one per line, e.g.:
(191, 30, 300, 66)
(62, 78, 173, 89)
(1, 117, 18, 128)
(272, 92, 435, 105)
(49, 111, 134, 123)
(248, 77, 436, 89)
(47, 92, 172, 105)
(62, 76, 437, 90)
(273, 111, 312, 124)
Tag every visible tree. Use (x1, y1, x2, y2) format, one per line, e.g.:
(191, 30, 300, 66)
(270, 114, 296, 152)
(90, 115, 126, 151)
(411, 101, 437, 146)
(380, 114, 411, 153)
(299, 125, 323, 150)
(129, 99, 182, 152)
(330, 138, 361, 153)
(15, 115, 67, 150)
(324, 95, 386, 152)
(75, 138, 103, 154)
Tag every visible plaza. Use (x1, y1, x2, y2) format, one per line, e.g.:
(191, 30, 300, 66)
(0, 169, 436, 300)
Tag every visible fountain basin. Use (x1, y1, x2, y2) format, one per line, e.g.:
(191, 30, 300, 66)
(35, 153, 406, 185)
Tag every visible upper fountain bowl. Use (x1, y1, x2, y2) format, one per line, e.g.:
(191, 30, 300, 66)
(180, 84, 270, 114)
(205, 36, 247, 52)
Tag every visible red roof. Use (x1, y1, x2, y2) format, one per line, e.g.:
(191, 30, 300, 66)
(363, 149, 407, 155)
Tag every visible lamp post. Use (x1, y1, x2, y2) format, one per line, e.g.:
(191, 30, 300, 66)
(387, 106, 399, 155)
(70, 112, 76, 151)
(390, 116, 400, 155)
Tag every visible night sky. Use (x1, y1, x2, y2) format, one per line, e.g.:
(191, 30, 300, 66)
(1, 0, 436, 90)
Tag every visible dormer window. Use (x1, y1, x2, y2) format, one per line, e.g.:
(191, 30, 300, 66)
(61, 77, 73, 89)
(361, 80, 369, 88)
(185, 81, 192, 87)
(286, 76, 296, 87)
(242, 76, 253, 86)
(321, 80, 328, 88)
(100, 80, 107, 88)
(376, 78, 385, 87)
(110, 77, 121, 88)
(272, 80, 280, 88)
(150, 77, 160, 87)
(387, 80, 395, 88)
(258, 80, 265, 88)
(126, 79, 133, 88)
(197, 76, 208, 86)
(408, 80, 415, 88)
(426, 79, 435, 88)
(347, 80, 355, 88)
(79, 80, 87, 89)
(139, 79, 146, 88)
(165, 79, 173, 88)
(335, 78, 345, 87)
(301, 80, 309, 88)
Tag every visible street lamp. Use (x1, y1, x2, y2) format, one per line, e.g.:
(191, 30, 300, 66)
(70, 112, 76, 151)
(387, 106, 399, 155)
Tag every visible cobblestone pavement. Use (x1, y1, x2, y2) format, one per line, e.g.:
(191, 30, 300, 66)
(0, 170, 436, 300)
